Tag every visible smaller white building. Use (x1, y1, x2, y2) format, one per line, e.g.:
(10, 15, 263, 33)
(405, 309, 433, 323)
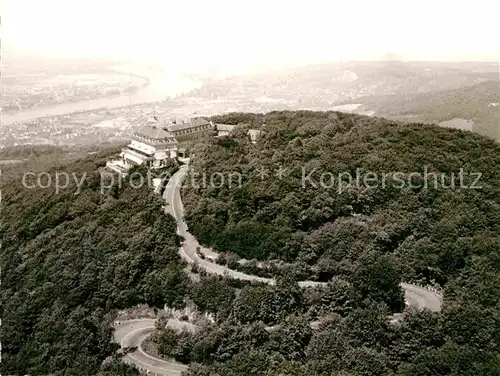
(215, 123, 236, 137)
(247, 129, 262, 144)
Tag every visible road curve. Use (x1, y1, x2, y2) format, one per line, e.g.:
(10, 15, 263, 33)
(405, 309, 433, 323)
(163, 165, 443, 312)
(113, 319, 191, 376)
(400, 283, 443, 312)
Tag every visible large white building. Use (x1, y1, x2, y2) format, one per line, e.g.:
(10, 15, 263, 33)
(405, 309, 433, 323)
(106, 116, 256, 177)
(106, 120, 179, 175)
(106, 116, 217, 175)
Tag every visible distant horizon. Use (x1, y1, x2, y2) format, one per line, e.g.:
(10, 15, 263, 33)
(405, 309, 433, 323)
(3, 48, 499, 76)
(2, 0, 498, 75)
(5, 49, 500, 63)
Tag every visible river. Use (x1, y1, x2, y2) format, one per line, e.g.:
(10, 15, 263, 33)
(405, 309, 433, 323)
(1, 67, 203, 126)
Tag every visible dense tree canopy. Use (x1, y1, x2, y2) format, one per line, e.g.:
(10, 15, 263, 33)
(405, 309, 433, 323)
(0, 150, 188, 375)
(176, 111, 500, 375)
(184, 111, 499, 284)
(2, 110, 499, 375)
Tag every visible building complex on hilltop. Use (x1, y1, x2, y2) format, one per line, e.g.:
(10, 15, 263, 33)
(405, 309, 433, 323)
(106, 116, 229, 175)
(106, 116, 262, 176)
(106, 117, 179, 175)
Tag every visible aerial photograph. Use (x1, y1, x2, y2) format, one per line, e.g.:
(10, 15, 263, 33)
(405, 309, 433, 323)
(0, 0, 499, 375)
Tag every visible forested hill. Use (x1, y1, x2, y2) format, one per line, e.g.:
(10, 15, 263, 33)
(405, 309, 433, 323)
(0, 149, 188, 375)
(185, 111, 499, 281)
(182, 112, 500, 368)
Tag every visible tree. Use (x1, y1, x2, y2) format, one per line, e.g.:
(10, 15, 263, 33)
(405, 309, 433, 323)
(153, 328, 179, 357)
(388, 310, 444, 365)
(352, 253, 405, 312)
(189, 276, 236, 320)
(275, 315, 312, 362)
(343, 347, 392, 376)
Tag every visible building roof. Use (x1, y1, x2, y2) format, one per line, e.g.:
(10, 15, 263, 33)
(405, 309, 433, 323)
(134, 126, 174, 140)
(216, 123, 236, 132)
(165, 117, 212, 132)
(128, 143, 155, 155)
(192, 117, 211, 126)
(247, 129, 262, 137)
(121, 148, 152, 164)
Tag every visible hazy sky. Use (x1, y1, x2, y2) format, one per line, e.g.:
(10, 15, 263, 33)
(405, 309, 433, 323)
(2, 0, 499, 73)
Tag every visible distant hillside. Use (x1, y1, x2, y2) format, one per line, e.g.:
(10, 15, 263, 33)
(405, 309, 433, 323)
(175, 61, 498, 138)
(2, 52, 119, 74)
(348, 80, 500, 140)
(185, 61, 497, 103)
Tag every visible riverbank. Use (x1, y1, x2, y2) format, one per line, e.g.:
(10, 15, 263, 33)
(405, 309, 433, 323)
(1, 66, 202, 126)
(2, 68, 151, 112)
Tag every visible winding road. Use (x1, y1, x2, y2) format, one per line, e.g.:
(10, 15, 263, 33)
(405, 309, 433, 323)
(163, 165, 443, 310)
(115, 164, 443, 375)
